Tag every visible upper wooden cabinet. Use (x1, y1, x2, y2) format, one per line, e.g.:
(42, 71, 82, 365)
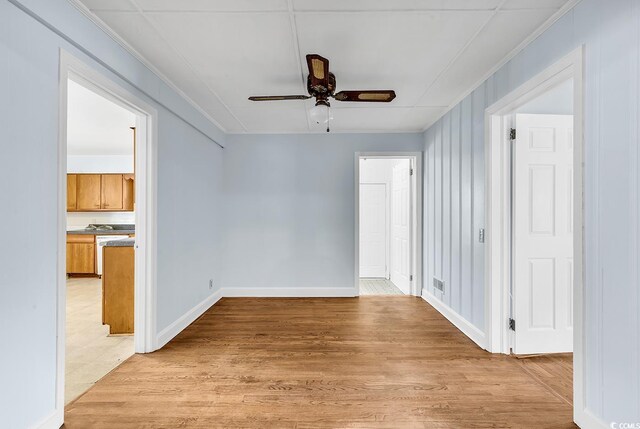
(67, 174, 77, 211)
(123, 174, 134, 211)
(101, 174, 124, 210)
(76, 174, 102, 211)
(68, 174, 134, 212)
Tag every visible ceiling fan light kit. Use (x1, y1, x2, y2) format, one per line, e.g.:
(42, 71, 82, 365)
(249, 54, 396, 132)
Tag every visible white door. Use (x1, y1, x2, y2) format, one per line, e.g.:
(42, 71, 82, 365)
(359, 183, 387, 278)
(391, 161, 411, 294)
(513, 114, 574, 354)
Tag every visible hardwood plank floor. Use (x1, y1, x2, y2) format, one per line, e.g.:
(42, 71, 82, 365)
(64, 297, 576, 428)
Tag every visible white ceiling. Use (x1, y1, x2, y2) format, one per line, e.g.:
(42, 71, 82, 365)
(67, 79, 137, 156)
(75, 0, 572, 133)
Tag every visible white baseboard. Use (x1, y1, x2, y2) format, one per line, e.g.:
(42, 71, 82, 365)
(156, 289, 222, 349)
(574, 408, 609, 429)
(222, 287, 357, 298)
(31, 408, 63, 429)
(422, 291, 487, 350)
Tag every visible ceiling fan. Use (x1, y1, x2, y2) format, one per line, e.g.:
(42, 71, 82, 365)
(248, 54, 396, 132)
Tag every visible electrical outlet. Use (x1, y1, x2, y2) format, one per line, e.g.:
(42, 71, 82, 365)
(209, 279, 213, 290)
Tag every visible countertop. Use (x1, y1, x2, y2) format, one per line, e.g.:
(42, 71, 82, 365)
(67, 224, 135, 235)
(102, 238, 135, 247)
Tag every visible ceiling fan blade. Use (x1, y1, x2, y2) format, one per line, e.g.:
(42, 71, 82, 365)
(334, 90, 396, 102)
(306, 54, 330, 89)
(248, 95, 311, 101)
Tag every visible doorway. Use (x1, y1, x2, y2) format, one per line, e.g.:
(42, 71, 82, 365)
(355, 153, 422, 296)
(484, 48, 585, 423)
(57, 51, 157, 414)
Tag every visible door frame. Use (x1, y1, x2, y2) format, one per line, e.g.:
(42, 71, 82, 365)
(355, 152, 423, 296)
(56, 50, 158, 414)
(484, 47, 586, 423)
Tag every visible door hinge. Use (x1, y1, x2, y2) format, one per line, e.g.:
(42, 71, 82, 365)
(509, 128, 517, 140)
(409, 168, 414, 176)
(508, 318, 516, 331)
(410, 274, 413, 281)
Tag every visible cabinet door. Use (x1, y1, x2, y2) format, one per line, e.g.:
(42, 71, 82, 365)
(66, 243, 96, 273)
(67, 174, 77, 211)
(76, 175, 101, 210)
(101, 174, 123, 210)
(122, 174, 135, 211)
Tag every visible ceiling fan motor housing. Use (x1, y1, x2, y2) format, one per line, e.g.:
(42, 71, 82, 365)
(307, 73, 336, 97)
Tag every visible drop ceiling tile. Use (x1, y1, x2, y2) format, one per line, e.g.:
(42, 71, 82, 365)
(81, 0, 136, 11)
(145, 12, 304, 109)
(295, 11, 492, 107)
(502, 0, 569, 9)
(417, 8, 556, 107)
(327, 107, 443, 132)
(232, 105, 310, 133)
(293, 0, 502, 11)
(132, 0, 288, 12)
(394, 106, 448, 130)
(94, 11, 246, 131)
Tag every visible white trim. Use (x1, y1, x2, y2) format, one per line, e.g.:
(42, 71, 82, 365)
(156, 290, 223, 349)
(422, 291, 487, 350)
(56, 49, 158, 425)
(483, 47, 588, 426)
(30, 409, 63, 429)
(420, 0, 583, 132)
(575, 409, 610, 429)
(222, 287, 357, 298)
(354, 152, 423, 297)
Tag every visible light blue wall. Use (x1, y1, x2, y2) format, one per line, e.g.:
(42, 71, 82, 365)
(222, 133, 423, 293)
(0, 1, 225, 427)
(423, 0, 640, 423)
(156, 113, 224, 331)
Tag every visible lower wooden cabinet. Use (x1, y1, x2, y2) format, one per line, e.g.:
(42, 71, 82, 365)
(102, 246, 134, 335)
(66, 234, 96, 274)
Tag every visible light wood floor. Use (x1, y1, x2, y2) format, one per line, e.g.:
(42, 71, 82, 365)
(66, 277, 134, 404)
(359, 278, 405, 295)
(64, 297, 575, 428)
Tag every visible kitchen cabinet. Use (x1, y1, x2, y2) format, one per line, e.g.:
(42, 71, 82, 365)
(67, 175, 77, 211)
(67, 174, 134, 212)
(66, 234, 96, 274)
(123, 174, 135, 211)
(102, 245, 134, 334)
(76, 174, 101, 211)
(101, 174, 124, 210)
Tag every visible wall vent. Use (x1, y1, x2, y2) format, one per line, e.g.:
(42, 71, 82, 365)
(433, 277, 445, 293)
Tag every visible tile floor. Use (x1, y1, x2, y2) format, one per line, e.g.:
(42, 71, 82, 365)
(359, 278, 405, 295)
(65, 277, 134, 404)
